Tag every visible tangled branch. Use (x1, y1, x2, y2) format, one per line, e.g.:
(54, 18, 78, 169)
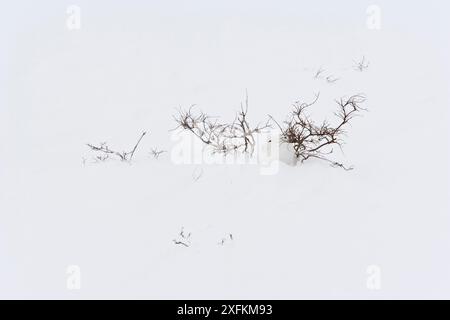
(270, 94, 366, 169)
(173, 94, 271, 154)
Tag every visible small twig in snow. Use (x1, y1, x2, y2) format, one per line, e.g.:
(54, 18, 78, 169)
(314, 67, 326, 79)
(129, 131, 147, 161)
(173, 240, 189, 247)
(192, 167, 203, 182)
(86, 131, 147, 162)
(150, 148, 166, 159)
(354, 56, 369, 72)
(326, 75, 339, 84)
(173, 227, 191, 247)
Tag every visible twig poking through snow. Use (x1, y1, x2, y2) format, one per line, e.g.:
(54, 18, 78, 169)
(326, 75, 339, 84)
(86, 131, 147, 162)
(173, 227, 191, 247)
(173, 240, 189, 247)
(192, 167, 203, 182)
(150, 148, 166, 159)
(354, 56, 369, 72)
(129, 131, 147, 161)
(218, 233, 234, 246)
(314, 67, 326, 79)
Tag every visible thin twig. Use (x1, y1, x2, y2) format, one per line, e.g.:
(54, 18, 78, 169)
(129, 131, 147, 161)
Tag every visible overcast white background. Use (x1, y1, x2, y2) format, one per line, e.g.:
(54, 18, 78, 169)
(1, 0, 449, 299)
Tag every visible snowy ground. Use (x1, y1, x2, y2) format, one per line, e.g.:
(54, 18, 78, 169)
(1, 1, 449, 299)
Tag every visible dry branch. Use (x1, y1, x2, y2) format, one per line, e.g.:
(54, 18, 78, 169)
(173, 94, 271, 155)
(270, 93, 366, 169)
(87, 131, 147, 162)
(150, 148, 166, 159)
(314, 67, 326, 79)
(173, 227, 191, 247)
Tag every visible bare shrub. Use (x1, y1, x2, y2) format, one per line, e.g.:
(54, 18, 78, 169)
(173, 94, 271, 155)
(174, 91, 366, 170)
(270, 93, 366, 170)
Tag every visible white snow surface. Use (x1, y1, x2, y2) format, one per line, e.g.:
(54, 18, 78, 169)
(1, 1, 449, 299)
